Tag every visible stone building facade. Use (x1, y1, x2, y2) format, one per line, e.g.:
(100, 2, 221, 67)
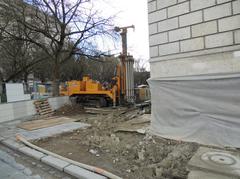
(148, 0, 240, 78)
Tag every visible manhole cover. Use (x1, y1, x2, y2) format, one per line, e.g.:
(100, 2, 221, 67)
(201, 152, 237, 166)
(188, 147, 240, 177)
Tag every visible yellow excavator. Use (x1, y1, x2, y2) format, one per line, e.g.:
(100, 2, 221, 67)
(60, 25, 135, 107)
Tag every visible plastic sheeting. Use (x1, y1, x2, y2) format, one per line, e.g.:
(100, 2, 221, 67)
(148, 73, 240, 148)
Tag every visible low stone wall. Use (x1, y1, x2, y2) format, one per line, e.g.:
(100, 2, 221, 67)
(48, 96, 70, 110)
(0, 96, 69, 123)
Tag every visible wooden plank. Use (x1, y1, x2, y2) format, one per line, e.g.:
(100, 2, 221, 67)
(34, 104, 49, 107)
(39, 111, 53, 115)
(39, 105, 49, 107)
(36, 105, 50, 108)
(38, 108, 52, 113)
(17, 117, 78, 131)
(37, 114, 54, 119)
(36, 107, 51, 111)
(34, 101, 49, 105)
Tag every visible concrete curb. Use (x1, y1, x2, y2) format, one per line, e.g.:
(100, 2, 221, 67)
(41, 155, 70, 171)
(0, 139, 107, 179)
(19, 146, 46, 160)
(64, 164, 107, 179)
(1, 138, 25, 150)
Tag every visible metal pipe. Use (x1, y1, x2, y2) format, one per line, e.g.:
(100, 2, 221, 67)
(132, 58, 135, 102)
(128, 59, 131, 102)
(131, 59, 134, 102)
(127, 56, 134, 103)
(129, 59, 132, 102)
(126, 58, 129, 101)
(120, 30, 127, 57)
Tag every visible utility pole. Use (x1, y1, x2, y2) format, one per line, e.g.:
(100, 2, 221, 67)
(114, 25, 135, 104)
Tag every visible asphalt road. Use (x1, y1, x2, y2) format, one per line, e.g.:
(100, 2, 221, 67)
(0, 144, 75, 179)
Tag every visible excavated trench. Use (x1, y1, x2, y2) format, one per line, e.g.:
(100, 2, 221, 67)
(34, 105, 199, 179)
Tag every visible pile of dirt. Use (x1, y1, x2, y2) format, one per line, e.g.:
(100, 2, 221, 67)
(54, 104, 84, 116)
(34, 107, 199, 179)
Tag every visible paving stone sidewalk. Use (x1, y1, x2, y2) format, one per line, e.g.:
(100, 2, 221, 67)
(0, 119, 107, 179)
(0, 144, 74, 179)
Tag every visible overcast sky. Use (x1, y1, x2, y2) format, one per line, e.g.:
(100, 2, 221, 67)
(96, 0, 150, 62)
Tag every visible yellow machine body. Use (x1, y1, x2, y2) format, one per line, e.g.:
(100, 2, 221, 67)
(60, 76, 118, 106)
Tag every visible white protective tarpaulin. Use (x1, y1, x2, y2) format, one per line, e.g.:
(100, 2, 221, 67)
(148, 73, 240, 148)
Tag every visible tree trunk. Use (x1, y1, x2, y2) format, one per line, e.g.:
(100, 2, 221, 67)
(52, 61, 60, 97)
(23, 72, 29, 93)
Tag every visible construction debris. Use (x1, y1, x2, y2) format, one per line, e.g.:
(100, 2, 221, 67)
(33, 107, 200, 179)
(54, 104, 84, 116)
(84, 107, 127, 115)
(115, 114, 150, 134)
(89, 149, 99, 156)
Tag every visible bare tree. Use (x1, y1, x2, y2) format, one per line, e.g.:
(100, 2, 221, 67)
(134, 58, 148, 72)
(59, 57, 85, 81)
(0, 7, 48, 84)
(0, 0, 115, 96)
(134, 58, 150, 86)
(86, 56, 119, 83)
(0, 40, 42, 82)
